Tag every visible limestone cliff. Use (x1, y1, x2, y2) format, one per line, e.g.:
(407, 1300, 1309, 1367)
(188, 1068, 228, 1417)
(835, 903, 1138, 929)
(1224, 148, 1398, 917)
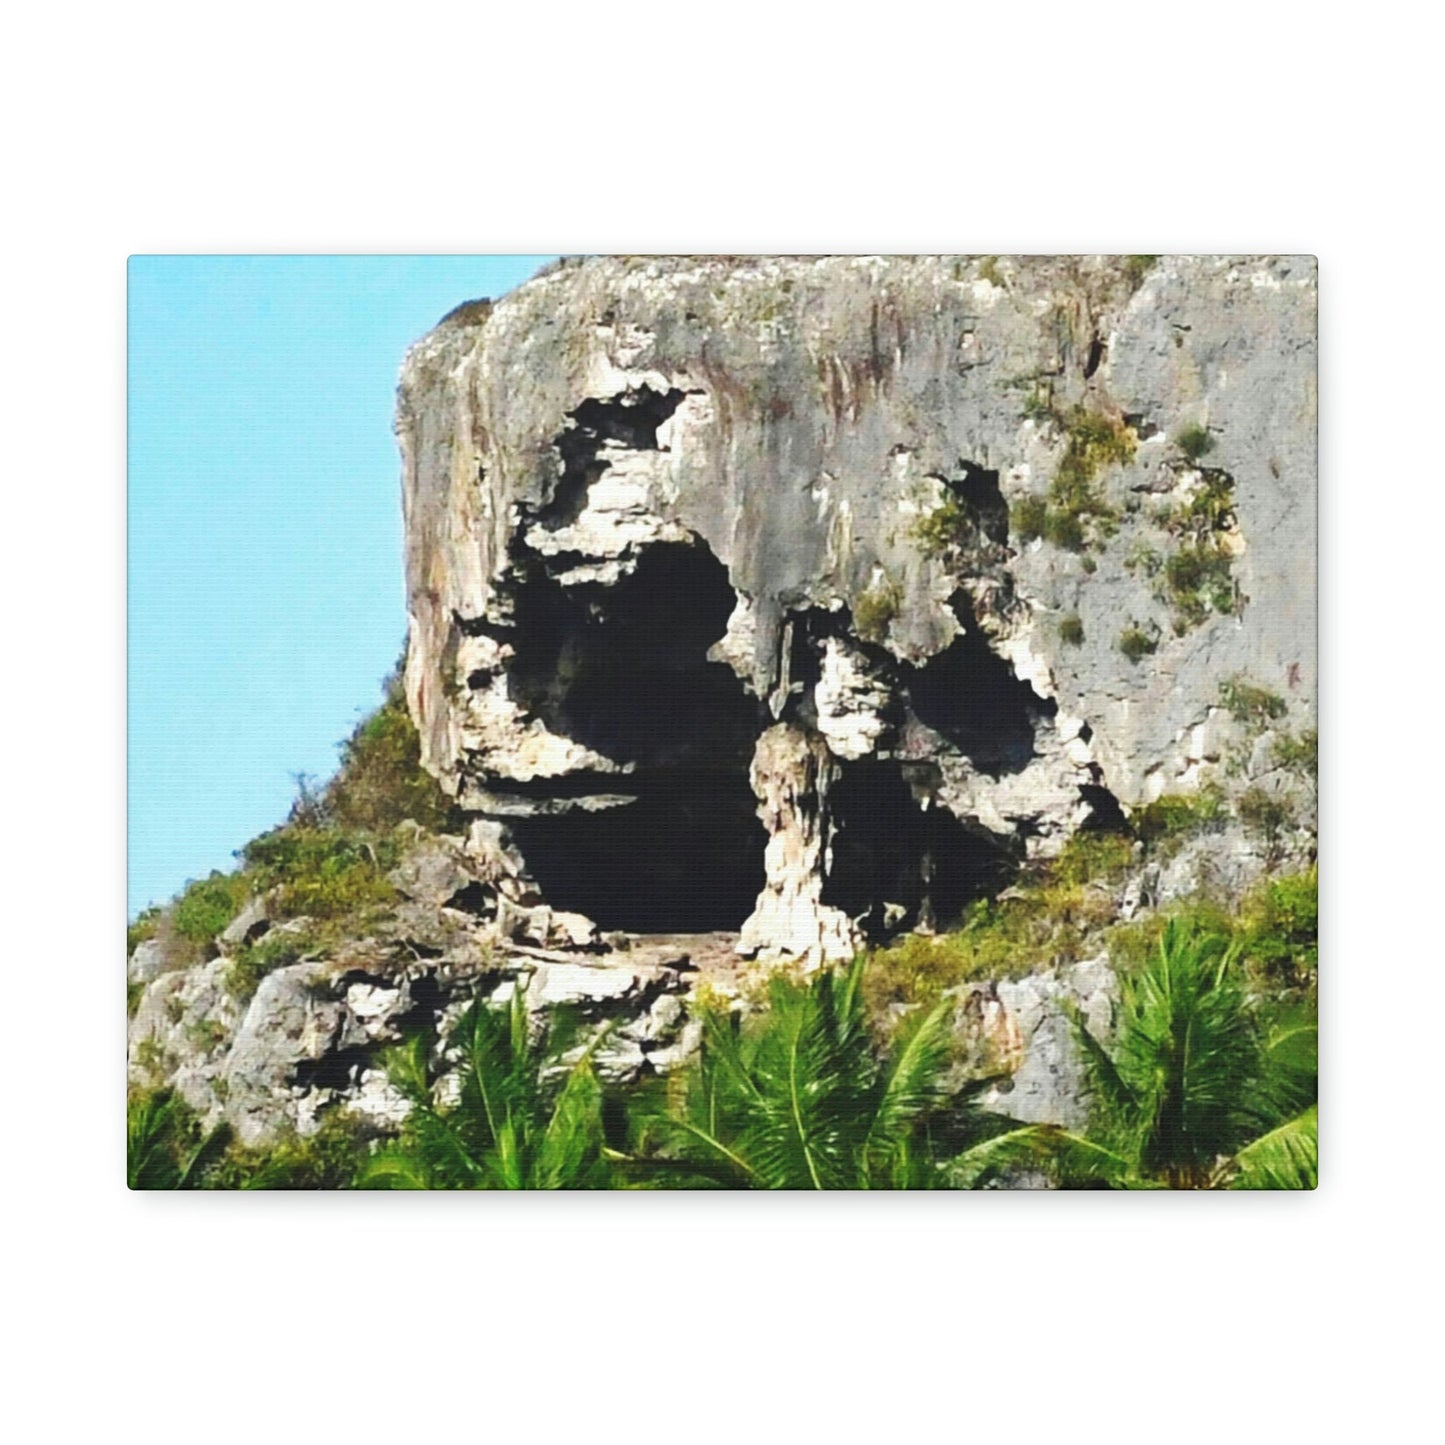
(398, 255, 1316, 964)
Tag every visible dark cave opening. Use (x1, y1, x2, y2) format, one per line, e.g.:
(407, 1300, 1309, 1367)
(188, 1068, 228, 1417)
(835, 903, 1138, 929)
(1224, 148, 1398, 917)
(821, 759, 1016, 937)
(545, 386, 690, 527)
(510, 774, 768, 933)
(906, 620, 1048, 776)
(501, 539, 768, 933)
(509, 541, 763, 771)
(943, 462, 1010, 545)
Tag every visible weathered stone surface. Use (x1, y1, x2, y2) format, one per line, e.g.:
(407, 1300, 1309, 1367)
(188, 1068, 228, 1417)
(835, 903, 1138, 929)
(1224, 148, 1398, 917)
(127, 938, 167, 985)
(397, 255, 1316, 962)
(218, 894, 271, 952)
(737, 723, 858, 965)
(962, 956, 1117, 1130)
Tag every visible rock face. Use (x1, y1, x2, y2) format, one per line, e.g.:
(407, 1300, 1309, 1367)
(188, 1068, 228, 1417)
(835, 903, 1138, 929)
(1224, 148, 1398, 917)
(126, 839, 710, 1148)
(397, 255, 1316, 965)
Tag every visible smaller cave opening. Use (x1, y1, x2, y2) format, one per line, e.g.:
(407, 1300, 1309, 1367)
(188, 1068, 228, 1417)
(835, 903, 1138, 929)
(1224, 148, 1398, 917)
(509, 773, 767, 934)
(544, 386, 690, 526)
(905, 604, 1051, 776)
(1077, 783, 1129, 834)
(821, 760, 1016, 937)
(508, 541, 764, 771)
(942, 462, 1010, 545)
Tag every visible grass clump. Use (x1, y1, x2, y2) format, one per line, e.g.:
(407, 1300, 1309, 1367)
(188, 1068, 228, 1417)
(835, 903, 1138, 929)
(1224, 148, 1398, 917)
(171, 872, 254, 950)
(1058, 614, 1084, 646)
(912, 499, 974, 557)
(1131, 786, 1226, 854)
(1162, 543, 1235, 631)
(225, 927, 318, 999)
(1237, 866, 1318, 986)
(1220, 676, 1288, 730)
(323, 680, 453, 833)
(853, 575, 902, 644)
(1118, 623, 1160, 663)
(1175, 423, 1215, 462)
(1013, 405, 1135, 555)
(1123, 255, 1158, 290)
(1010, 494, 1048, 543)
(241, 825, 400, 921)
(127, 907, 161, 956)
(1154, 469, 1238, 631)
(1272, 728, 1318, 776)
(205, 1110, 374, 1190)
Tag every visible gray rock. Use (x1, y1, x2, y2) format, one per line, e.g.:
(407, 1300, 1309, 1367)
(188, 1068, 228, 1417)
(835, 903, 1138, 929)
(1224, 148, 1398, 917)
(127, 938, 167, 985)
(220, 960, 344, 1147)
(397, 256, 1316, 961)
(219, 894, 271, 952)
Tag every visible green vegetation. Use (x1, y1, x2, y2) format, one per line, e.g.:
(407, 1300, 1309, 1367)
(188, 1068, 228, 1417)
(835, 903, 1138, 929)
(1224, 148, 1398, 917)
(127, 658, 452, 960)
(863, 831, 1132, 1020)
(977, 255, 1006, 288)
(1219, 676, 1288, 729)
(1118, 623, 1159, 663)
(1012, 404, 1136, 554)
(912, 498, 974, 557)
(1123, 255, 1158, 290)
(127, 907, 161, 956)
(1152, 467, 1238, 631)
(131, 864, 1317, 1192)
(853, 575, 902, 644)
(950, 921, 1317, 1189)
(1175, 422, 1215, 462)
(241, 825, 400, 921)
(1124, 541, 1161, 578)
(1010, 494, 1047, 543)
(323, 680, 453, 832)
(1272, 728, 1318, 776)
(363, 983, 611, 1190)
(171, 871, 253, 949)
(630, 954, 1013, 1189)
(206, 1110, 375, 1190)
(1058, 614, 1084, 646)
(1131, 786, 1225, 854)
(127, 1089, 231, 1190)
(224, 927, 317, 1000)
(1162, 543, 1234, 631)
(1237, 866, 1318, 987)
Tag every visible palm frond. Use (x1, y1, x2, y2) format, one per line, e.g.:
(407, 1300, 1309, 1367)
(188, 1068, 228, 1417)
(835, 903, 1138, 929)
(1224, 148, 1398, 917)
(1223, 1107, 1318, 1190)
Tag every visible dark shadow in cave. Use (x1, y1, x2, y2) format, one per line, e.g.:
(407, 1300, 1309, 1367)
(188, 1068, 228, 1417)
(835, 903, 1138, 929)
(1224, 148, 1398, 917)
(510, 773, 767, 933)
(499, 538, 768, 933)
(943, 462, 1010, 545)
(508, 541, 763, 771)
(821, 759, 1017, 937)
(905, 597, 1052, 776)
(545, 386, 689, 527)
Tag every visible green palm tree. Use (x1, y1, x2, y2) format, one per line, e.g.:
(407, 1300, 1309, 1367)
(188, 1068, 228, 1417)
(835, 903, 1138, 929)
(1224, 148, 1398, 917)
(949, 920, 1317, 1190)
(127, 1089, 231, 1190)
(628, 954, 1008, 1189)
(361, 981, 612, 1190)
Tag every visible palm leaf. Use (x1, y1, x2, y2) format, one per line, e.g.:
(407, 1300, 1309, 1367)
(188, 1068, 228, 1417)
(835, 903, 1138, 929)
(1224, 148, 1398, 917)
(1224, 1107, 1318, 1190)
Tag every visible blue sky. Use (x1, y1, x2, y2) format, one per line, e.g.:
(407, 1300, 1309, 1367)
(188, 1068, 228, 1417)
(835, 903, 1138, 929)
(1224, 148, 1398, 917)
(127, 255, 555, 917)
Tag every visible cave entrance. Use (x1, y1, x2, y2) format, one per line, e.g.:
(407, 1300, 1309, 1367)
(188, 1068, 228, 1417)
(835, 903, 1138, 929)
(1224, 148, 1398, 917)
(512, 775, 767, 933)
(821, 759, 1015, 937)
(506, 540, 768, 934)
